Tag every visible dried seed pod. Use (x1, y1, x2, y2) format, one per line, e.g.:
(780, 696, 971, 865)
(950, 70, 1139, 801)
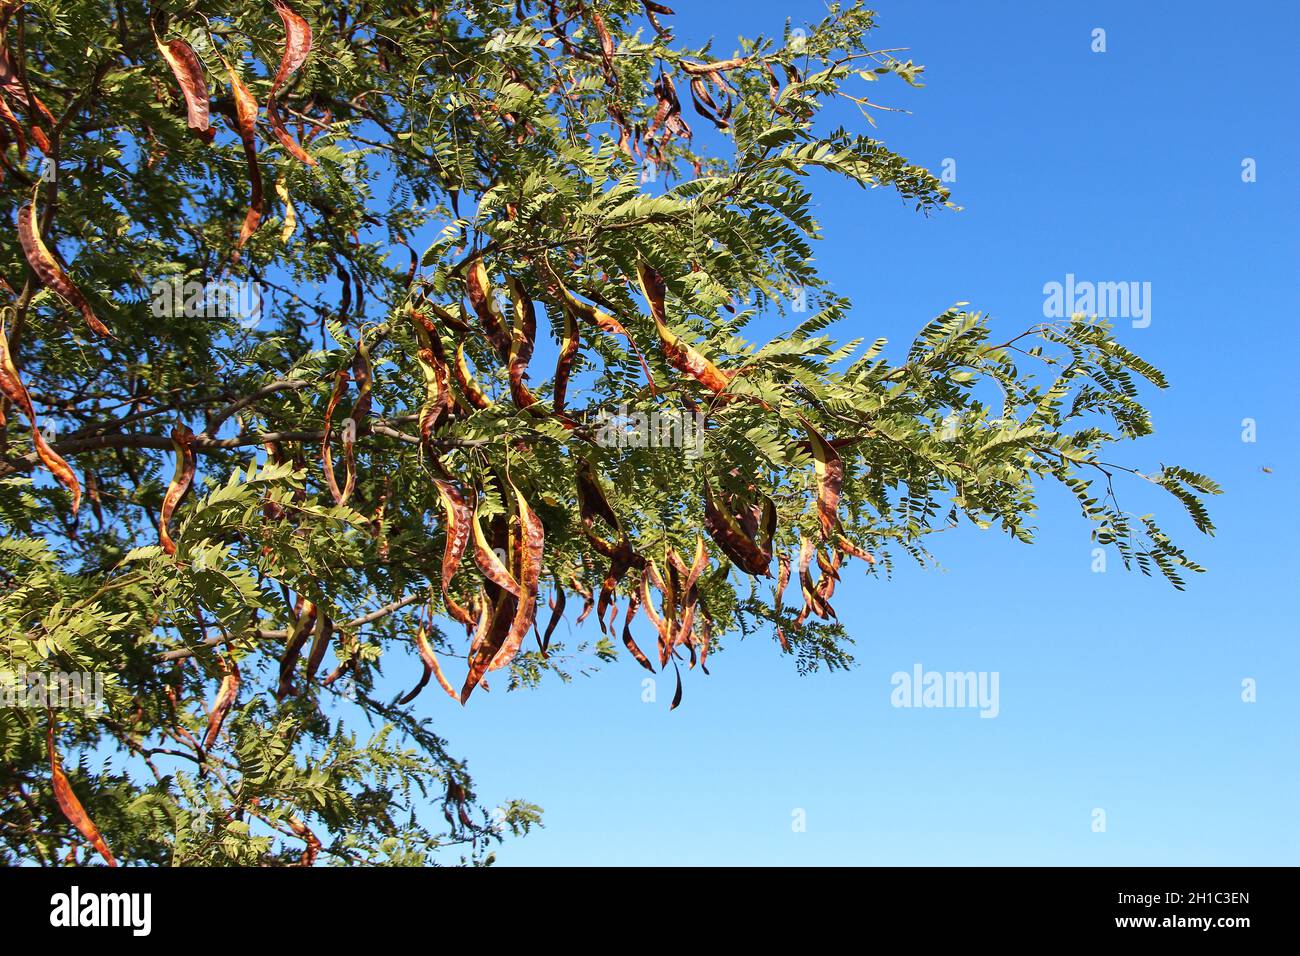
(159, 424, 196, 556)
(465, 257, 511, 359)
(203, 660, 241, 750)
(267, 0, 316, 166)
(152, 26, 213, 142)
(17, 200, 109, 337)
(224, 61, 263, 248)
(505, 276, 537, 408)
(488, 480, 546, 671)
(635, 262, 732, 394)
(802, 417, 844, 538)
(702, 480, 771, 576)
(0, 321, 80, 513)
(400, 620, 459, 703)
(472, 502, 520, 597)
(433, 479, 472, 596)
(48, 725, 117, 866)
(461, 590, 516, 702)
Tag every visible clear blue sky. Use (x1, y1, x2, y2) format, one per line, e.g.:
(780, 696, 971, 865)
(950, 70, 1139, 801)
(392, 0, 1300, 865)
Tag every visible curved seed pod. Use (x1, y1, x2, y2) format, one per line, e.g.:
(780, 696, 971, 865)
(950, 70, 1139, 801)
(702, 480, 771, 576)
(453, 341, 492, 410)
(410, 309, 453, 438)
(540, 571, 566, 653)
(798, 536, 832, 622)
(0, 322, 80, 514)
(277, 600, 317, 699)
(461, 590, 516, 702)
(276, 180, 297, 242)
(634, 262, 732, 394)
(488, 481, 545, 671)
(639, 568, 668, 652)
(17, 201, 109, 337)
(472, 503, 520, 597)
(774, 551, 792, 652)
(802, 417, 844, 538)
(320, 368, 348, 504)
(837, 534, 876, 565)
(267, 0, 316, 166)
(505, 275, 538, 408)
(400, 620, 459, 703)
(202, 660, 241, 750)
(697, 598, 714, 674)
(224, 62, 263, 249)
(575, 456, 620, 531)
(159, 424, 196, 556)
(552, 299, 580, 412)
(432, 479, 472, 596)
(0, 91, 27, 158)
(465, 257, 511, 359)
(596, 543, 635, 634)
(152, 27, 213, 142)
(620, 588, 655, 672)
(540, 258, 654, 385)
(48, 725, 117, 866)
(304, 607, 333, 681)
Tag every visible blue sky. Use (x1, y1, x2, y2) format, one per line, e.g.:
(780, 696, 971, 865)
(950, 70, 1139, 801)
(387, 0, 1300, 865)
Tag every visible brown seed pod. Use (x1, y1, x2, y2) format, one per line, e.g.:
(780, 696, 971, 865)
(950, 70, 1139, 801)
(267, 0, 316, 166)
(202, 660, 241, 750)
(802, 417, 844, 539)
(17, 201, 109, 337)
(224, 61, 263, 249)
(488, 480, 546, 671)
(0, 320, 80, 513)
(635, 262, 732, 394)
(48, 725, 117, 866)
(152, 27, 213, 143)
(159, 424, 196, 556)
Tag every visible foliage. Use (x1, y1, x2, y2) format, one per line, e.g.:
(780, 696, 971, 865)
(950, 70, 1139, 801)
(0, 0, 1215, 865)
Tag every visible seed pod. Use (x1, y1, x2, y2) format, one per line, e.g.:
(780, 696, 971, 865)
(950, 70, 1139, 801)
(0, 321, 80, 513)
(267, 0, 316, 166)
(541, 258, 654, 385)
(152, 26, 213, 142)
(320, 368, 349, 505)
(472, 502, 520, 597)
(575, 456, 621, 532)
(465, 257, 511, 360)
(48, 725, 117, 866)
(202, 660, 241, 750)
(453, 341, 492, 410)
(802, 417, 844, 538)
(620, 587, 655, 673)
(277, 600, 317, 699)
(836, 534, 876, 565)
(488, 481, 546, 671)
(224, 61, 263, 249)
(268, 4, 313, 93)
(159, 424, 196, 556)
(505, 276, 537, 408)
(304, 606, 333, 681)
(17, 201, 109, 337)
(540, 572, 566, 654)
(634, 262, 732, 394)
(433, 479, 472, 596)
(774, 551, 792, 652)
(461, 590, 516, 702)
(702, 480, 771, 576)
(552, 298, 580, 412)
(410, 309, 454, 437)
(0, 91, 27, 159)
(401, 619, 460, 703)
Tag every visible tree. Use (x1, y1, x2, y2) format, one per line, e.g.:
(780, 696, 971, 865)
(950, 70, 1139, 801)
(0, 0, 1217, 866)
